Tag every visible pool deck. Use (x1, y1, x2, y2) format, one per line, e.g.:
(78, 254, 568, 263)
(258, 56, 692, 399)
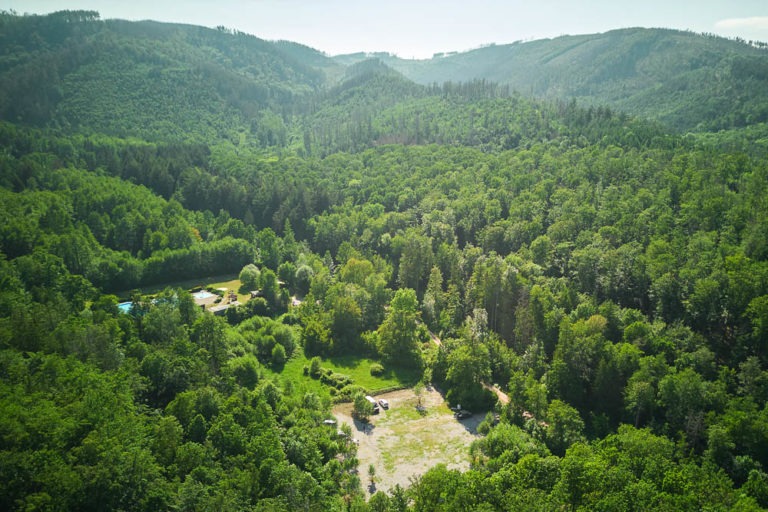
(116, 280, 246, 313)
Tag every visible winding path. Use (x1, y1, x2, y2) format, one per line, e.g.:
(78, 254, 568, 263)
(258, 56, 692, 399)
(428, 330, 442, 347)
(483, 383, 510, 405)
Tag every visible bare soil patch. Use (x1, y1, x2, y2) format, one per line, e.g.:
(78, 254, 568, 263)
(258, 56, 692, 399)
(332, 387, 482, 495)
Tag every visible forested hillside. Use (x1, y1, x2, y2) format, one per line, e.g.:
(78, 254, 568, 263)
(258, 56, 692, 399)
(341, 28, 768, 131)
(2, 10, 768, 511)
(0, 10, 328, 141)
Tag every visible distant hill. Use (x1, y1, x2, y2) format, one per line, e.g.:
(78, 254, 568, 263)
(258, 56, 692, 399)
(0, 11, 328, 141)
(336, 28, 768, 131)
(3, 13, 767, 140)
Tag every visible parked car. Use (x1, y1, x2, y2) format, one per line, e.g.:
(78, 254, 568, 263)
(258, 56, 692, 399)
(378, 398, 389, 410)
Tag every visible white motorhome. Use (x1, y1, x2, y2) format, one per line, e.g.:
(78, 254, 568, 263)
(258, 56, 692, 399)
(365, 395, 380, 413)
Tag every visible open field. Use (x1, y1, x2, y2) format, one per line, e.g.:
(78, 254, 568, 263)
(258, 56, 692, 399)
(332, 387, 482, 495)
(211, 277, 251, 303)
(263, 351, 421, 397)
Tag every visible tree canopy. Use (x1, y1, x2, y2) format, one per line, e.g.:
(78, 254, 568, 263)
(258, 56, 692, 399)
(1, 10, 768, 511)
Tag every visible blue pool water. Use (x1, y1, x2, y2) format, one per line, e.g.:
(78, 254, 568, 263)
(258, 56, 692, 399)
(118, 291, 213, 313)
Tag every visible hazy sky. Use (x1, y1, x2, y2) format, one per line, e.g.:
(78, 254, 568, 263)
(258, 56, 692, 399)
(3, 0, 768, 58)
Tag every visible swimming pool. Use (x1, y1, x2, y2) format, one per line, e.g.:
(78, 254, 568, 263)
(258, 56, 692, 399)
(118, 301, 132, 313)
(192, 290, 215, 300)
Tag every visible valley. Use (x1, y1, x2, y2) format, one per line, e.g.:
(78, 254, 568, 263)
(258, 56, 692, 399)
(1, 9, 768, 511)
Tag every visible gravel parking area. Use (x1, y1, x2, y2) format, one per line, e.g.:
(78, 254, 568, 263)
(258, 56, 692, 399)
(332, 387, 482, 495)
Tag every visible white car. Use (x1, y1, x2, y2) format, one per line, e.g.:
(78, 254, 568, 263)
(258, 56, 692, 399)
(378, 398, 389, 410)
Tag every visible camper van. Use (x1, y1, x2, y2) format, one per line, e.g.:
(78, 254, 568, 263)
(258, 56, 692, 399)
(365, 395, 380, 413)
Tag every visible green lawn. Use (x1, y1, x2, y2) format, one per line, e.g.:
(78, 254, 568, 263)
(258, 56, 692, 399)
(264, 349, 421, 398)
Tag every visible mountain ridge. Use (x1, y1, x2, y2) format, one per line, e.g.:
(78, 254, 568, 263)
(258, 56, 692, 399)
(1, 12, 768, 138)
(333, 27, 768, 131)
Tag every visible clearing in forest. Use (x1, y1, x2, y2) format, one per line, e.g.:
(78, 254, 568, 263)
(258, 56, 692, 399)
(332, 387, 482, 495)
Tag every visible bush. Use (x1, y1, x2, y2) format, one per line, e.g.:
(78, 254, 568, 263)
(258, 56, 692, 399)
(477, 412, 496, 435)
(278, 311, 300, 325)
(335, 384, 368, 403)
(271, 344, 287, 365)
(369, 363, 385, 376)
(309, 356, 322, 378)
(271, 324, 295, 356)
(239, 264, 261, 293)
(246, 297, 269, 317)
(320, 372, 353, 389)
(255, 334, 277, 362)
(227, 354, 261, 390)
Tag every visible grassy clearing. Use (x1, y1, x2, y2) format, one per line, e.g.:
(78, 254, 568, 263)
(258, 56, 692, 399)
(334, 387, 480, 493)
(319, 354, 420, 392)
(263, 349, 420, 397)
(210, 278, 250, 303)
(379, 431, 462, 473)
(376, 393, 476, 471)
(115, 274, 240, 299)
(383, 402, 424, 423)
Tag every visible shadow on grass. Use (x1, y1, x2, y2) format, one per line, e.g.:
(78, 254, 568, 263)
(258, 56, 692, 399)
(323, 355, 422, 389)
(326, 354, 366, 370)
(381, 367, 421, 387)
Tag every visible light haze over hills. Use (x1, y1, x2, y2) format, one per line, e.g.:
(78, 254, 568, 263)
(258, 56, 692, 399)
(4, 0, 768, 58)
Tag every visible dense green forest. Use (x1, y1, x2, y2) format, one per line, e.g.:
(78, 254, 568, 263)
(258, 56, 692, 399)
(342, 28, 768, 132)
(2, 10, 768, 511)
